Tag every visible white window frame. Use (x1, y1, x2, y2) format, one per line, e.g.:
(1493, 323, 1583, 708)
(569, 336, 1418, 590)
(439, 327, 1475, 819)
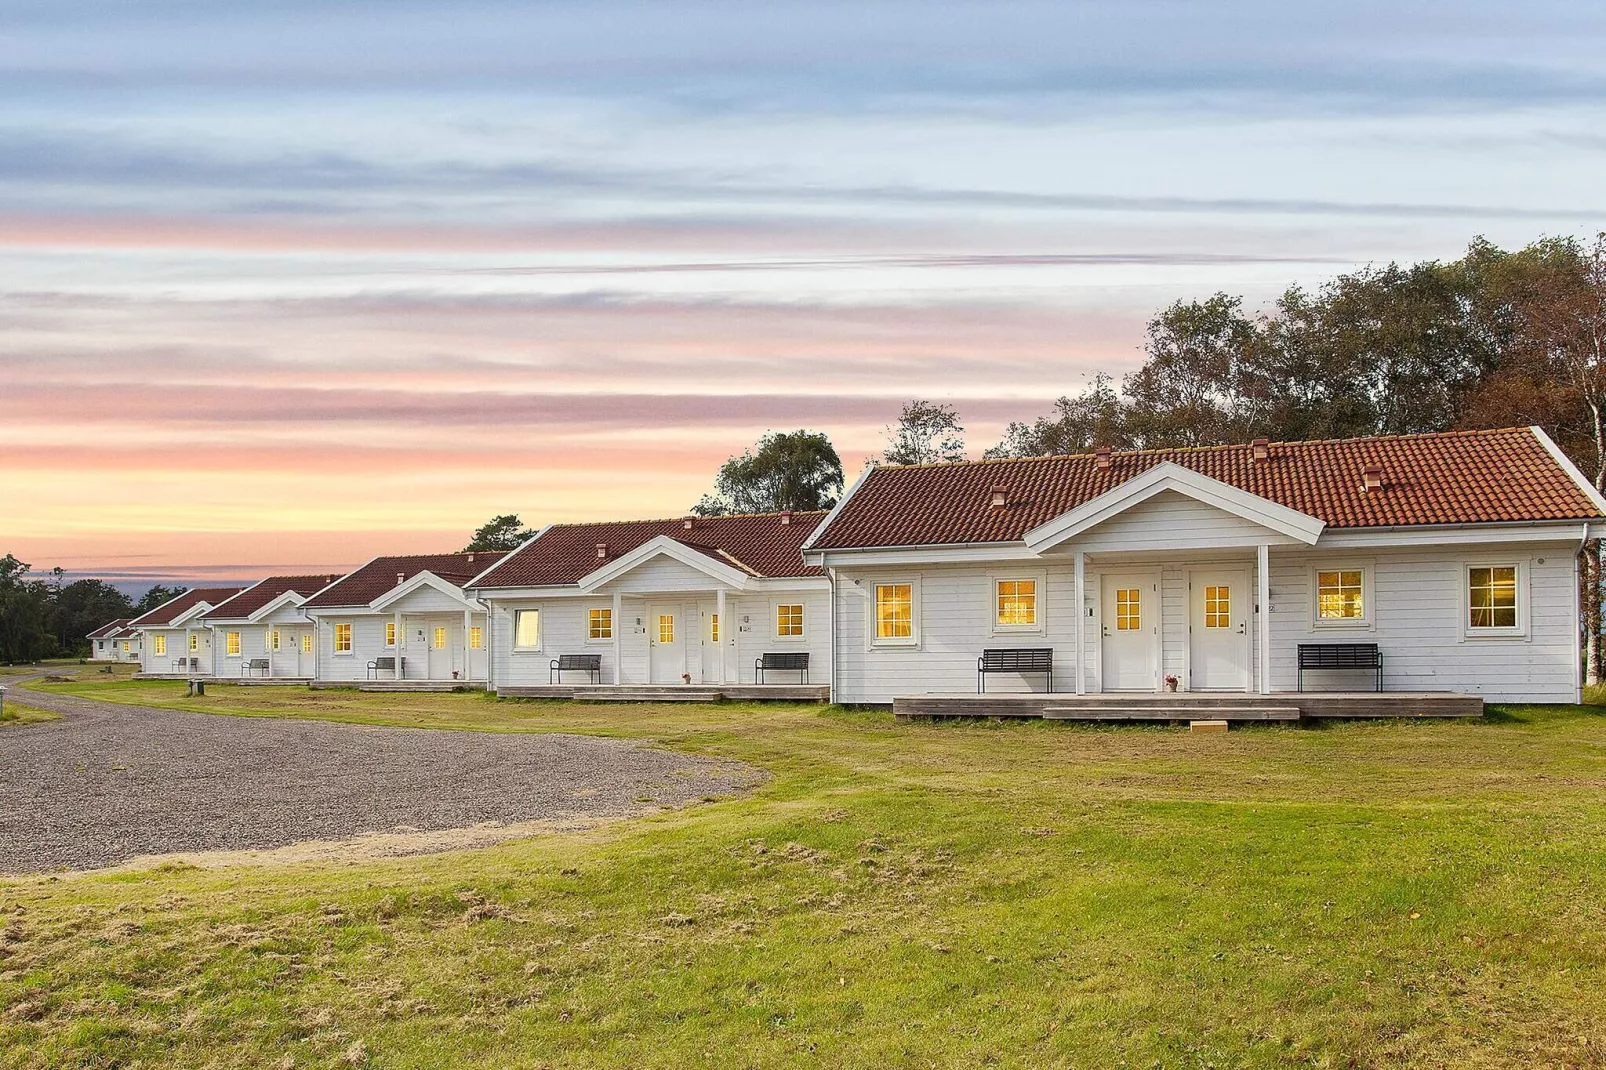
(585, 605, 614, 644)
(512, 608, 542, 653)
(269, 629, 281, 652)
(385, 621, 397, 647)
(225, 631, 241, 657)
(188, 633, 199, 653)
(469, 626, 484, 650)
(1309, 562, 1375, 630)
(1461, 561, 1528, 640)
(301, 632, 313, 654)
(868, 576, 921, 648)
(989, 571, 1047, 635)
(333, 622, 354, 655)
(152, 635, 166, 656)
(773, 601, 807, 641)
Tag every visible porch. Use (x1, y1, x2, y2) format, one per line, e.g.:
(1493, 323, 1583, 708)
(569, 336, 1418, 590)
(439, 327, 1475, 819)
(309, 679, 490, 693)
(892, 691, 1483, 722)
(498, 683, 830, 703)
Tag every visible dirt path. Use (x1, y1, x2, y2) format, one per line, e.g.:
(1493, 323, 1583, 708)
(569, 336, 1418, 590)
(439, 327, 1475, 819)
(0, 680, 761, 873)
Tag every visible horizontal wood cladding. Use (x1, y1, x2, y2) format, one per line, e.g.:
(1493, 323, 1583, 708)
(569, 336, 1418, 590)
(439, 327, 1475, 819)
(892, 692, 1483, 721)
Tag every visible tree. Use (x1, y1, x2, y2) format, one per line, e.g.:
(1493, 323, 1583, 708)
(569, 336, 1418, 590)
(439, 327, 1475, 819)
(693, 430, 844, 515)
(463, 514, 536, 552)
(137, 584, 188, 613)
(985, 374, 1131, 458)
(1123, 294, 1267, 448)
(51, 579, 136, 655)
(882, 399, 966, 465)
(0, 554, 52, 664)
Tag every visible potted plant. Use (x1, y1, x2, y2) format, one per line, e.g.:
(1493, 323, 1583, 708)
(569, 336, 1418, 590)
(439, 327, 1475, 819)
(1164, 673, 1179, 693)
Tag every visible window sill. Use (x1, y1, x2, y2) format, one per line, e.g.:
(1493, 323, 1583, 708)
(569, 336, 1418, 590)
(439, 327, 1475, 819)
(511, 647, 544, 655)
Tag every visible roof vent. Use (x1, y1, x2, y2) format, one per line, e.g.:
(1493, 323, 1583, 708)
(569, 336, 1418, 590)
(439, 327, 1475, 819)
(1094, 446, 1113, 471)
(396, 572, 405, 586)
(1252, 437, 1270, 463)
(683, 516, 695, 530)
(779, 511, 792, 526)
(466, 552, 475, 564)
(990, 485, 1008, 508)
(1362, 465, 1384, 492)
(596, 542, 608, 559)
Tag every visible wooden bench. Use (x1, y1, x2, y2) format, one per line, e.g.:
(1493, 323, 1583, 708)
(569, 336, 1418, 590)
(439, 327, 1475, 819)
(1296, 642, 1383, 692)
(366, 655, 404, 680)
(241, 657, 270, 678)
(978, 647, 1054, 693)
(755, 652, 810, 684)
(550, 653, 602, 684)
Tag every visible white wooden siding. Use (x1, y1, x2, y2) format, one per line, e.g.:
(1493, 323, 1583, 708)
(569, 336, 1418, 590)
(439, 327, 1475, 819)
(1060, 490, 1304, 553)
(311, 612, 490, 682)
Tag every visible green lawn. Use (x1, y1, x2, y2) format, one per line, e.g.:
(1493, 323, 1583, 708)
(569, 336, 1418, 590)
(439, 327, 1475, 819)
(0, 699, 59, 725)
(6, 679, 1606, 1067)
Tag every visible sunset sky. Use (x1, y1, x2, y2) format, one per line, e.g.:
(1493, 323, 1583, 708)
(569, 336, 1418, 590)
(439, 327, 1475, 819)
(3, 1, 1604, 588)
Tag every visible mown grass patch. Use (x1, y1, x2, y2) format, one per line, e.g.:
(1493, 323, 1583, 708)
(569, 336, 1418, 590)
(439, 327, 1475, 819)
(7, 679, 1606, 1066)
(0, 700, 59, 725)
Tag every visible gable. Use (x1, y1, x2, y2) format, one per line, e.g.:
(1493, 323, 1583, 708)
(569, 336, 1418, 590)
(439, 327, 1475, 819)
(591, 553, 736, 594)
(379, 583, 472, 614)
(1047, 489, 1308, 553)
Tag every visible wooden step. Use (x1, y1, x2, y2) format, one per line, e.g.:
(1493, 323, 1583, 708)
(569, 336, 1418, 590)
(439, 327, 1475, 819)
(1042, 705, 1301, 722)
(571, 690, 724, 703)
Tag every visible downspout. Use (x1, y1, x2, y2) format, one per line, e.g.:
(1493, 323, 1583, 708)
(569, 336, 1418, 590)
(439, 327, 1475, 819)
(826, 564, 838, 705)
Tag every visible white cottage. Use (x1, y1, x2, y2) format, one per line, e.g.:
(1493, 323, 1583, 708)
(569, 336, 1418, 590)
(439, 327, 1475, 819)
(801, 427, 1606, 710)
(128, 586, 246, 677)
(198, 574, 342, 680)
(300, 553, 504, 685)
(87, 619, 137, 662)
(467, 512, 830, 694)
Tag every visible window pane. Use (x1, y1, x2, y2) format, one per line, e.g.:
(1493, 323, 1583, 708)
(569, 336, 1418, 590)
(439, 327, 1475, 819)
(588, 608, 612, 640)
(1116, 588, 1141, 631)
(777, 604, 804, 636)
(1204, 585, 1230, 629)
(515, 610, 540, 648)
(469, 627, 483, 650)
(658, 615, 674, 644)
(996, 579, 1037, 626)
(301, 633, 313, 653)
(710, 614, 720, 643)
(385, 622, 396, 646)
(1316, 569, 1364, 619)
(1468, 566, 1518, 629)
(875, 584, 913, 639)
(334, 624, 352, 652)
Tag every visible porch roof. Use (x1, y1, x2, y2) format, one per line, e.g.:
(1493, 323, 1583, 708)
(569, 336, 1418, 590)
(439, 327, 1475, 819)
(127, 586, 246, 628)
(200, 574, 342, 621)
(303, 552, 506, 608)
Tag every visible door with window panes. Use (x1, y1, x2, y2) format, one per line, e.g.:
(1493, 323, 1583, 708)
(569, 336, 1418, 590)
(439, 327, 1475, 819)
(648, 604, 684, 683)
(1189, 569, 1249, 690)
(1100, 573, 1156, 691)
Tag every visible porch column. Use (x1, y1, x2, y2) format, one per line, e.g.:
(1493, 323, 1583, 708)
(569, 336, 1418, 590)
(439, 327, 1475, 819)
(463, 608, 472, 681)
(716, 587, 727, 685)
(394, 611, 403, 680)
(1073, 551, 1086, 694)
(611, 591, 623, 684)
(1257, 543, 1271, 694)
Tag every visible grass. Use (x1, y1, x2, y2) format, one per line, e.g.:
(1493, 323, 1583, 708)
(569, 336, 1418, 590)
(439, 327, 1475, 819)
(0, 699, 59, 725)
(5, 679, 1606, 1067)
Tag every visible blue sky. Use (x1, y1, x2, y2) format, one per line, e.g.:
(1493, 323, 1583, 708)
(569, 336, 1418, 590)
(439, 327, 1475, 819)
(3, 0, 1603, 583)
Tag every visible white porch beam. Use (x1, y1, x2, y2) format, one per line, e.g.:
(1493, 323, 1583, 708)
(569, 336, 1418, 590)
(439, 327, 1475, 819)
(394, 611, 403, 681)
(716, 587, 727, 685)
(1073, 551, 1086, 695)
(1257, 543, 1271, 694)
(463, 608, 472, 681)
(612, 591, 623, 685)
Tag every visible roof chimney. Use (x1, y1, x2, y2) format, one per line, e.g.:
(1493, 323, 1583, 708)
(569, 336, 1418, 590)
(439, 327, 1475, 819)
(1094, 446, 1113, 471)
(396, 572, 406, 586)
(779, 511, 792, 526)
(1362, 465, 1384, 492)
(990, 485, 1008, 508)
(1252, 437, 1270, 463)
(683, 516, 695, 530)
(596, 542, 608, 559)
(466, 552, 475, 564)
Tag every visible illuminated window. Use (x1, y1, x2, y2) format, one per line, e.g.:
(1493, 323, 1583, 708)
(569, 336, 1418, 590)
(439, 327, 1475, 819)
(469, 626, 483, 650)
(995, 579, 1038, 627)
(433, 627, 447, 649)
(874, 584, 913, 640)
(226, 632, 241, 656)
(588, 608, 612, 640)
(334, 623, 352, 653)
(121, 640, 131, 653)
(514, 610, 540, 649)
(776, 604, 804, 637)
(269, 629, 281, 651)
(152, 635, 166, 656)
(189, 633, 199, 653)
(385, 621, 397, 646)
(1203, 585, 1230, 629)
(1468, 566, 1518, 630)
(658, 614, 675, 644)
(1316, 570, 1364, 620)
(301, 633, 313, 654)
(709, 613, 720, 643)
(1115, 588, 1141, 631)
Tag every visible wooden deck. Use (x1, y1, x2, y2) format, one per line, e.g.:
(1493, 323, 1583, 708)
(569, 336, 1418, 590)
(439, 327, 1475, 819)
(308, 680, 490, 693)
(498, 683, 830, 704)
(893, 691, 1483, 722)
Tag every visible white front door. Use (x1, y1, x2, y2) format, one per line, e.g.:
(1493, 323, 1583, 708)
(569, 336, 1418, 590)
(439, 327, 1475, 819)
(648, 604, 684, 683)
(1100, 573, 1157, 691)
(426, 620, 452, 679)
(1189, 569, 1250, 690)
(697, 601, 725, 685)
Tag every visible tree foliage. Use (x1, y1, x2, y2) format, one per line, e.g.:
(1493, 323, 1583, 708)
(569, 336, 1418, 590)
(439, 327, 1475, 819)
(693, 430, 844, 516)
(137, 584, 188, 613)
(462, 514, 537, 553)
(0, 558, 144, 663)
(882, 399, 966, 465)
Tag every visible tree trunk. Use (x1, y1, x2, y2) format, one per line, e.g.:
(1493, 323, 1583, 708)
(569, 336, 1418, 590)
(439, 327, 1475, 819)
(1585, 542, 1604, 688)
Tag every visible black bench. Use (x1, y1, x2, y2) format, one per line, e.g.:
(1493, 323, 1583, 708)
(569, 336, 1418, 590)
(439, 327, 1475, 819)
(978, 647, 1054, 693)
(242, 657, 270, 678)
(1297, 642, 1383, 692)
(756, 652, 809, 684)
(550, 653, 602, 684)
(366, 655, 404, 680)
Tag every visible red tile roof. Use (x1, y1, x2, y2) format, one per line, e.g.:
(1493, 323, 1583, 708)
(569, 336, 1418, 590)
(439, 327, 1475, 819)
(128, 587, 248, 628)
(809, 427, 1605, 551)
(302, 552, 507, 608)
(199, 574, 344, 621)
(469, 512, 826, 589)
(87, 619, 131, 640)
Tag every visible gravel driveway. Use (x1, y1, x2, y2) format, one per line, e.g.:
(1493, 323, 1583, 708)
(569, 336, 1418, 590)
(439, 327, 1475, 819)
(0, 680, 762, 873)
